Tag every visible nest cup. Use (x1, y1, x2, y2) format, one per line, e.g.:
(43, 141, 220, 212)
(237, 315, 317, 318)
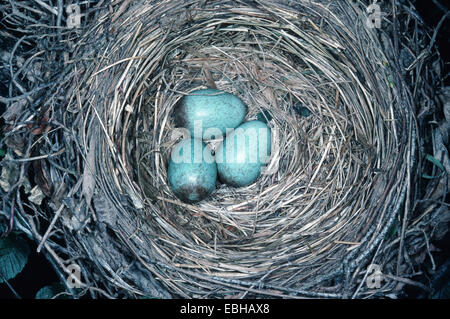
(6, 0, 435, 298)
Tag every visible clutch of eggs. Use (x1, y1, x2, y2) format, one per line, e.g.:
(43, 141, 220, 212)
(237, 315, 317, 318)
(168, 88, 272, 202)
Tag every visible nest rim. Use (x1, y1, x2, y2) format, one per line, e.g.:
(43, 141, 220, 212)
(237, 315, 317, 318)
(2, 0, 445, 299)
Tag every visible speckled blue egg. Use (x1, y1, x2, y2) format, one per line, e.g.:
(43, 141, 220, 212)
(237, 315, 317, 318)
(174, 88, 246, 139)
(215, 120, 271, 187)
(168, 138, 217, 203)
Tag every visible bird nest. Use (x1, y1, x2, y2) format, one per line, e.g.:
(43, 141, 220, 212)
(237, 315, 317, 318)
(0, 0, 446, 298)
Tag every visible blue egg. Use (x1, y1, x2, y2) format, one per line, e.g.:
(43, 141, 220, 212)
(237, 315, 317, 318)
(174, 88, 246, 139)
(168, 138, 217, 203)
(215, 120, 271, 187)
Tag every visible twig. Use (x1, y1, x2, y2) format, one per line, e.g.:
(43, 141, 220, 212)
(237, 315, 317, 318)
(0, 82, 55, 104)
(35, 0, 58, 16)
(431, 0, 449, 14)
(428, 11, 450, 51)
(36, 203, 65, 253)
(7, 147, 66, 163)
(382, 273, 430, 292)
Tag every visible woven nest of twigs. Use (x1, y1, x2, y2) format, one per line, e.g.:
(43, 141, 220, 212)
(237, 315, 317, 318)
(1, 0, 448, 298)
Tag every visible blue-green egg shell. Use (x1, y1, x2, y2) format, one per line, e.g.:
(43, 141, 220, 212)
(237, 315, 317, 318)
(168, 138, 217, 203)
(174, 88, 246, 138)
(216, 120, 271, 187)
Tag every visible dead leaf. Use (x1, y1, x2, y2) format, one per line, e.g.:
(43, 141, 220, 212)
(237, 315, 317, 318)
(429, 127, 450, 200)
(26, 61, 42, 83)
(434, 214, 449, 241)
(28, 185, 45, 205)
(414, 250, 426, 264)
(1, 99, 27, 123)
(429, 244, 440, 252)
(93, 193, 117, 228)
(124, 182, 143, 210)
(394, 282, 405, 291)
(31, 126, 44, 135)
(0, 156, 20, 192)
(32, 159, 52, 197)
(5, 134, 25, 157)
(263, 87, 277, 108)
(203, 63, 217, 89)
(440, 86, 450, 123)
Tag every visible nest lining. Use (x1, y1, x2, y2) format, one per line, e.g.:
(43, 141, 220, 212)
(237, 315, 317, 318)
(2, 0, 444, 299)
